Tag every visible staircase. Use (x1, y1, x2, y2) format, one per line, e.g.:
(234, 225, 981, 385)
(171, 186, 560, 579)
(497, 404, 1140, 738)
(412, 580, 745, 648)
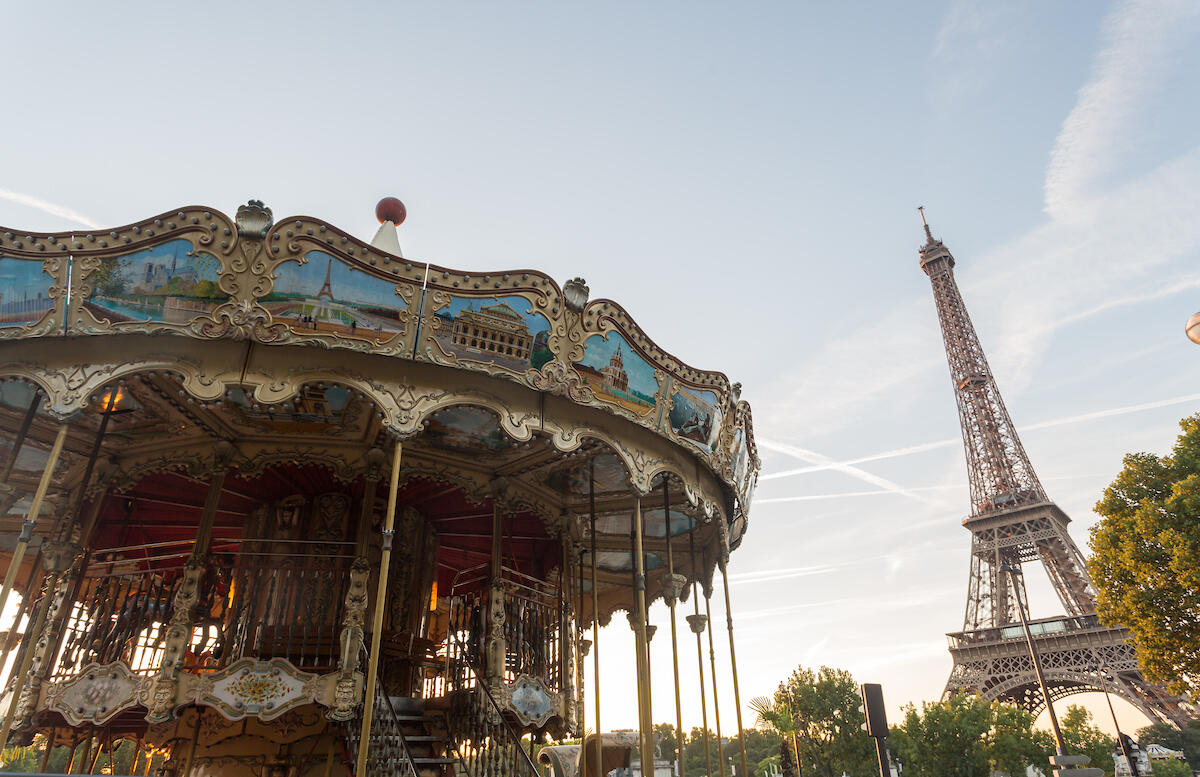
(344, 684, 459, 777)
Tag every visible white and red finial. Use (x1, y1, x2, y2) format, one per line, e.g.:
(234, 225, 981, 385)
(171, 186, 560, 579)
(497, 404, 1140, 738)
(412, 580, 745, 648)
(371, 196, 406, 256)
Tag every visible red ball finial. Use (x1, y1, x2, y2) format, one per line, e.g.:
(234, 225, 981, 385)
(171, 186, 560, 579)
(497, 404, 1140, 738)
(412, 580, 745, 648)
(375, 197, 407, 225)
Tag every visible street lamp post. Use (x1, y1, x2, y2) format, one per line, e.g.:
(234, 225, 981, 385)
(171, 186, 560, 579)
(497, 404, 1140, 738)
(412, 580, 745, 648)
(1096, 664, 1139, 777)
(1000, 561, 1068, 755)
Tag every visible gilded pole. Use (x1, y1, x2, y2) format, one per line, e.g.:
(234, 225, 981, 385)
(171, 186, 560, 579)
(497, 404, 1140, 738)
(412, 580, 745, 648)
(721, 558, 749, 777)
(0, 423, 68, 625)
(686, 529, 713, 777)
(704, 571, 726, 777)
(355, 441, 403, 777)
(631, 495, 654, 777)
(663, 480, 685, 776)
(0, 387, 40, 486)
(590, 463, 602, 777)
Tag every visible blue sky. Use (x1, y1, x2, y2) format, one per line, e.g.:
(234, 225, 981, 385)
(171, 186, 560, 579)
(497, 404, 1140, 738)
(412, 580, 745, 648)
(3, 0, 1200, 737)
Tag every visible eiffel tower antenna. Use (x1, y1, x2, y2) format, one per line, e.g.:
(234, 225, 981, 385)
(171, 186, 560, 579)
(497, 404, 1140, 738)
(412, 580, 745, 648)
(919, 212, 1194, 726)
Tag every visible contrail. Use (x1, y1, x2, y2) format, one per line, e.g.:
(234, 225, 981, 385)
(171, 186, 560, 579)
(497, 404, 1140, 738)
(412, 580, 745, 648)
(0, 188, 101, 230)
(762, 392, 1200, 482)
(755, 437, 941, 506)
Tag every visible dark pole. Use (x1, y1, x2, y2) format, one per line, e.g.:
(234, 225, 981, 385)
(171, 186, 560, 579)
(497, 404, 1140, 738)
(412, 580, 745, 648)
(1002, 561, 1066, 755)
(1096, 664, 1138, 777)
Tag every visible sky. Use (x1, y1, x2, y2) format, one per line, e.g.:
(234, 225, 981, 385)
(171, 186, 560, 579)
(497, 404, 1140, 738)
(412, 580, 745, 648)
(3, 0, 1200, 742)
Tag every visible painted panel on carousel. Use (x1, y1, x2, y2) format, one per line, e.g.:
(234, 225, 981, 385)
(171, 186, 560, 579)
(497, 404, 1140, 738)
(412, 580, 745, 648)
(584, 550, 663, 573)
(731, 427, 750, 495)
(573, 332, 657, 417)
(0, 256, 57, 331)
(82, 240, 228, 324)
(545, 452, 628, 495)
(265, 252, 409, 342)
(423, 406, 515, 453)
(668, 384, 723, 452)
(222, 385, 369, 437)
(594, 508, 695, 537)
(430, 295, 552, 371)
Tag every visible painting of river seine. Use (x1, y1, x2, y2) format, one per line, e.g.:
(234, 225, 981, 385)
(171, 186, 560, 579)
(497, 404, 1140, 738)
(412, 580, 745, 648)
(0, 257, 54, 326)
(431, 295, 551, 371)
(84, 240, 227, 324)
(264, 252, 409, 341)
(573, 333, 657, 416)
(669, 385, 723, 452)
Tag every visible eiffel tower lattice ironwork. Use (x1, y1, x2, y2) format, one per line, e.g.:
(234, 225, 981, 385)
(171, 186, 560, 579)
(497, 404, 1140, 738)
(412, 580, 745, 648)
(918, 211, 1194, 727)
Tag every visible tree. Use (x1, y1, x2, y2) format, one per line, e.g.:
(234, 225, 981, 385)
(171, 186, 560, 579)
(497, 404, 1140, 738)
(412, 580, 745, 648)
(1152, 759, 1192, 777)
(1089, 414, 1200, 695)
(751, 695, 801, 777)
(772, 666, 874, 777)
(1135, 720, 1200, 769)
(889, 693, 1049, 777)
(1059, 705, 1115, 777)
(779, 739, 797, 777)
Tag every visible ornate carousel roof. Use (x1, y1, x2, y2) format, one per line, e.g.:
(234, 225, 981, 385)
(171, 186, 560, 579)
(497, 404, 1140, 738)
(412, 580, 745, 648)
(0, 199, 759, 623)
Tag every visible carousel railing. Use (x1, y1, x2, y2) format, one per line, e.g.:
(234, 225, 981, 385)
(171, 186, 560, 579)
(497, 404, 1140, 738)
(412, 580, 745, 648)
(50, 543, 192, 679)
(444, 628, 540, 777)
(343, 670, 421, 777)
(430, 564, 565, 699)
(218, 538, 355, 671)
(44, 537, 357, 679)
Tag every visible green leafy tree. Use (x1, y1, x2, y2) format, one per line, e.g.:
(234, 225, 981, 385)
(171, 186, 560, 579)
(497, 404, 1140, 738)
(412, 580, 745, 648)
(1135, 720, 1200, 769)
(890, 693, 1048, 777)
(773, 665, 874, 777)
(1089, 414, 1200, 695)
(1059, 706, 1116, 777)
(1153, 759, 1192, 777)
(684, 727, 723, 777)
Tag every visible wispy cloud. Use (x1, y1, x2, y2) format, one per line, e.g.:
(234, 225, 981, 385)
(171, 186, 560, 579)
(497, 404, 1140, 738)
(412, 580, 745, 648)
(1043, 0, 1200, 221)
(0, 188, 101, 230)
(761, 391, 1200, 483)
(727, 564, 838, 586)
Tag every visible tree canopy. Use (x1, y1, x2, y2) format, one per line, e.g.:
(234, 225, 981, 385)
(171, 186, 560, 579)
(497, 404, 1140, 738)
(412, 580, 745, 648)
(1135, 720, 1200, 769)
(1090, 414, 1200, 695)
(889, 693, 1051, 777)
(770, 665, 875, 777)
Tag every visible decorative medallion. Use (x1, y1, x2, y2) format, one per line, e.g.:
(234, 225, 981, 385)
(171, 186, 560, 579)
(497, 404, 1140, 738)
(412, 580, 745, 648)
(198, 658, 316, 721)
(508, 674, 557, 728)
(47, 661, 146, 726)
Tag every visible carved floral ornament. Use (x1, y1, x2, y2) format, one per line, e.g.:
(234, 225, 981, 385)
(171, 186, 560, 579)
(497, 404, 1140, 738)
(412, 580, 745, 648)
(0, 201, 759, 530)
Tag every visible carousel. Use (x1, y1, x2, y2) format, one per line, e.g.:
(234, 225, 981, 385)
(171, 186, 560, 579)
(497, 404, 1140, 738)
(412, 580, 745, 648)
(0, 198, 759, 777)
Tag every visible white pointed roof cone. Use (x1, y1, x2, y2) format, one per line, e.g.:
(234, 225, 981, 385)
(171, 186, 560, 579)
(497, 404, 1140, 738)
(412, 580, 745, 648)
(371, 221, 403, 257)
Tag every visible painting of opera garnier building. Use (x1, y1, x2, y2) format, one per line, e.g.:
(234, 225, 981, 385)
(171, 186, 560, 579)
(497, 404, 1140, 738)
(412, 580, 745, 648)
(432, 295, 552, 370)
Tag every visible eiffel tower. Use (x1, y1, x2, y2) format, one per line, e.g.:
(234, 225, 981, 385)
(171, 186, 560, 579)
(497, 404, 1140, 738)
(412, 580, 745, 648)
(918, 210, 1193, 727)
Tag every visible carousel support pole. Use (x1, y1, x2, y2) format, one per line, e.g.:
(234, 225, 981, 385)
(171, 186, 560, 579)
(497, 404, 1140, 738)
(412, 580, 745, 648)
(0, 387, 41, 486)
(589, 465, 602, 777)
(662, 480, 686, 777)
(0, 564, 61, 746)
(704, 569, 727, 777)
(147, 442, 234, 725)
(181, 711, 201, 777)
(720, 557, 750, 777)
(59, 387, 120, 543)
(355, 441, 403, 777)
(576, 542, 587, 777)
(485, 477, 509, 689)
(632, 495, 654, 777)
(686, 529, 713, 777)
(0, 423, 67, 629)
(329, 450, 383, 722)
(0, 565, 38, 685)
(38, 727, 56, 772)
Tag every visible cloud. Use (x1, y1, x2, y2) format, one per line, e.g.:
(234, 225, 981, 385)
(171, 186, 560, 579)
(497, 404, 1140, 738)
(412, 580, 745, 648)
(0, 188, 101, 230)
(1043, 0, 1200, 221)
(760, 391, 1200, 483)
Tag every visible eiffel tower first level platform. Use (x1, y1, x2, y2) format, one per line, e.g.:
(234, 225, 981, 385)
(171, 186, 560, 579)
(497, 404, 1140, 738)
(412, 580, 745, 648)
(917, 213, 1195, 727)
(946, 612, 1192, 726)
